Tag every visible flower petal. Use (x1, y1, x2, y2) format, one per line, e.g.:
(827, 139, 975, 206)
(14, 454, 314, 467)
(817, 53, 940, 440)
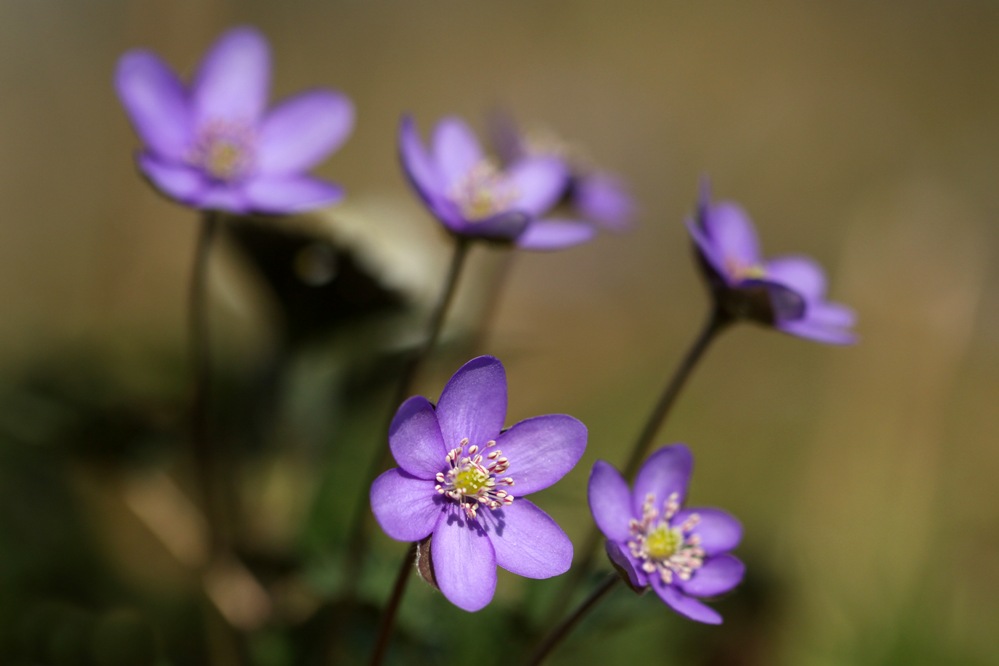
(588, 460, 634, 543)
(256, 89, 354, 175)
(632, 444, 693, 516)
(449, 210, 530, 240)
(115, 51, 192, 161)
(436, 356, 507, 449)
(703, 202, 761, 269)
(388, 396, 446, 479)
(432, 116, 484, 191)
(575, 172, 635, 230)
(497, 414, 586, 495)
(137, 154, 206, 204)
(765, 255, 827, 300)
(192, 27, 270, 126)
(517, 218, 595, 251)
(506, 155, 568, 216)
(370, 469, 442, 542)
(242, 175, 344, 214)
(653, 582, 723, 624)
(674, 507, 742, 556)
(486, 500, 572, 579)
(605, 540, 647, 589)
(778, 317, 858, 345)
(197, 184, 252, 214)
(398, 115, 444, 202)
(432, 507, 497, 611)
(679, 554, 745, 597)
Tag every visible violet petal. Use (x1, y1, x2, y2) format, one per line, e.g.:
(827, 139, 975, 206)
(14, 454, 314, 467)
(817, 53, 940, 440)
(576, 172, 635, 230)
(432, 507, 497, 612)
(431, 116, 484, 191)
(632, 444, 693, 516)
(765, 255, 827, 300)
(435, 356, 507, 449)
(605, 540, 648, 589)
(587, 461, 634, 543)
(487, 500, 572, 579)
(506, 155, 568, 216)
(256, 89, 354, 175)
(703, 202, 761, 268)
(369, 469, 442, 542)
(191, 26, 270, 126)
(115, 51, 192, 161)
(242, 175, 344, 214)
(496, 414, 586, 495)
(679, 554, 745, 597)
(517, 218, 596, 251)
(387, 396, 447, 479)
(653, 582, 723, 624)
(674, 507, 742, 556)
(137, 154, 206, 203)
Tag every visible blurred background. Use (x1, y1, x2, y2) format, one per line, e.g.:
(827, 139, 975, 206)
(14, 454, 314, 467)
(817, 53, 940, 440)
(1, 1, 998, 664)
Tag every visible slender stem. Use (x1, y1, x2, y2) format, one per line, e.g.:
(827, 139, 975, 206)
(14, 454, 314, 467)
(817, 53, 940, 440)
(341, 238, 472, 592)
(190, 210, 224, 560)
(368, 543, 418, 666)
(543, 306, 731, 624)
(527, 575, 620, 666)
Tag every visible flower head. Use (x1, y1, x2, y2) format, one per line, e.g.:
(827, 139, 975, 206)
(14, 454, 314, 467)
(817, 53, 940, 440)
(687, 180, 857, 344)
(398, 115, 596, 251)
(370, 356, 587, 611)
(115, 26, 354, 214)
(588, 444, 744, 624)
(489, 111, 636, 232)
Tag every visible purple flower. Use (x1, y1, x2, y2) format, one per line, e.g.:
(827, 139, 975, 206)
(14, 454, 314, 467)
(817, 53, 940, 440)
(489, 111, 636, 231)
(588, 445, 744, 625)
(115, 26, 354, 214)
(370, 356, 587, 611)
(687, 181, 857, 344)
(398, 115, 596, 251)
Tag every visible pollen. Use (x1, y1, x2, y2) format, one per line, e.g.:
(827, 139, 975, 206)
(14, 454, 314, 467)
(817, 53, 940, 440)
(725, 257, 767, 282)
(628, 492, 705, 585)
(449, 160, 519, 222)
(190, 120, 256, 182)
(435, 438, 515, 520)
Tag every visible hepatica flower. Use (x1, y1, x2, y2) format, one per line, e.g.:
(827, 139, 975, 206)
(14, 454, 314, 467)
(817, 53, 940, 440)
(589, 445, 744, 624)
(370, 356, 587, 611)
(398, 115, 595, 251)
(687, 182, 857, 344)
(115, 27, 354, 214)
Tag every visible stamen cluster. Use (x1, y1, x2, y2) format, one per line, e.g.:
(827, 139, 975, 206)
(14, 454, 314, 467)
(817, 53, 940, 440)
(628, 492, 705, 585)
(449, 160, 519, 221)
(435, 437, 514, 519)
(189, 119, 257, 182)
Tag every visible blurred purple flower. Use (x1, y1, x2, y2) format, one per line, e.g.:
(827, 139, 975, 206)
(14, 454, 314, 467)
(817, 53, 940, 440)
(687, 181, 857, 344)
(370, 356, 587, 611)
(115, 26, 354, 214)
(489, 111, 636, 231)
(398, 115, 595, 251)
(589, 444, 744, 625)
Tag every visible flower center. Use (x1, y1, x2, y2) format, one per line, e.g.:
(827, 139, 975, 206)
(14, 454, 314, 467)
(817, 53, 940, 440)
(190, 120, 256, 182)
(449, 160, 519, 222)
(628, 492, 705, 585)
(725, 257, 767, 282)
(435, 438, 515, 519)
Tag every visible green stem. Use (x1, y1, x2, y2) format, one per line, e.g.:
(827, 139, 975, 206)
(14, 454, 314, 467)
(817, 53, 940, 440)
(190, 210, 224, 560)
(367, 543, 418, 666)
(527, 575, 620, 666)
(543, 306, 730, 624)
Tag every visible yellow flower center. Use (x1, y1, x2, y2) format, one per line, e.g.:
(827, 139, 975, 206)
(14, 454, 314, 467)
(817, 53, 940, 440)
(644, 525, 681, 561)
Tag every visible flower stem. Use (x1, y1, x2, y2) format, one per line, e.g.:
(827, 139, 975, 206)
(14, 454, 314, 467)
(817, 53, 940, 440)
(341, 237, 472, 593)
(527, 574, 620, 666)
(543, 306, 730, 624)
(368, 542, 418, 666)
(190, 210, 225, 560)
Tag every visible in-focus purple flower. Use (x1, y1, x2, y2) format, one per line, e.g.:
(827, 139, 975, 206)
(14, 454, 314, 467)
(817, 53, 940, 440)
(370, 355, 587, 611)
(398, 115, 596, 251)
(588, 444, 744, 625)
(687, 181, 857, 344)
(115, 26, 354, 214)
(489, 111, 636, 232)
